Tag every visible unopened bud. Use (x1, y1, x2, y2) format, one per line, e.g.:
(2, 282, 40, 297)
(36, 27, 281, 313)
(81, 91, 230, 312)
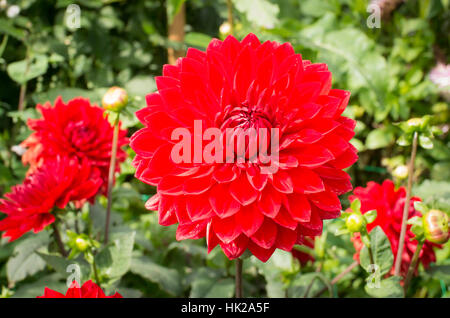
(423, 209, 449, 244)
(346, 214, 364, 233)
(102, 86, 128, 112)
(75, 237, 90, 252)
(393, 165, 408, 179)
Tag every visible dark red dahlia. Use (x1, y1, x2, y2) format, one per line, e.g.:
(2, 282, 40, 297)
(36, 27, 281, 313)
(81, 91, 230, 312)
(0, 156, 102, 241)
(130, 34, 357, 262)
(37, 280, 122, 298)
(350, 180, 439, 276)
(21, 97, 128, 188)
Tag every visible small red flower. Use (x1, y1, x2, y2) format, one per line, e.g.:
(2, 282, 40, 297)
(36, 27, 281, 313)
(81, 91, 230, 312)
(21, 97, 128, 188)
(130, 34, 357, 262)
(0, 156, 102, 241)
(350, 180, 439, 276)
(37, 280, 122, 298)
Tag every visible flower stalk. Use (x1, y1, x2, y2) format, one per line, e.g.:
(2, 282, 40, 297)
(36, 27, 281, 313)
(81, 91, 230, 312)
(52, 221, 68, 258)
(104, 113, 120, 244)
(235, 258, 243, 298)
(403, 241, 424, 295)
(394, 131, 418, 276)
(226, 0, 234, 35)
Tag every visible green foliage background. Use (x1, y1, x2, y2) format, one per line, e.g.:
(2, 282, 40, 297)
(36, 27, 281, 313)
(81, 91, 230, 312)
(0, 0, 449, 298)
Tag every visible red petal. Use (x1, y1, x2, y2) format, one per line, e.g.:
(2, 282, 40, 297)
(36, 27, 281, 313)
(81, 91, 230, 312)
(209, 183, 241, 218)
(271, 171, 294, 194)
(285, 193, 311, 222)
(235, 204, 264, 237)
(229, 172, 258, 206)
(212, 215, 241, 244)
(290, 167, 325, 194)
(275, 227, 297, 251)
(176, 221, 208, 240)
(250, 218, 277, 249)
(220, 234, 249, 260)
(257, 185, 282, 218)
(248, 240, 276, 262)
(308, 191, 341, 211)
(273, 206, 298, 230)
(186, 193, 214, 222)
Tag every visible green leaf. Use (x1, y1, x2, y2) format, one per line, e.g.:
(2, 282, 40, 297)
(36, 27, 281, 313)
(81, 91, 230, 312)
(37, 252, 91, 282)
(33, 87, 103, 105)
(0, 18, 25, 40)
(419, 135, 433, 149)
(364, 210, 377, 224)
(6, 232, 50, 283)
(12, 273, 66, 298)
(130, 255, 183, 296)
(287, 272, 332, 298)
(365, 276, 403, 298)
(95, 231, 135, 284)
(124, 75, 156, 98)
(350, 199, 361, 213)
(413, 201, 428, 214)
(234, 0, 280, 29)
(7, 54, 49, 84)
(189, 268, 234, 298)
(360, 226, 394, 276)
(185, 32, 213, 50)
(365, 128, 395, 150)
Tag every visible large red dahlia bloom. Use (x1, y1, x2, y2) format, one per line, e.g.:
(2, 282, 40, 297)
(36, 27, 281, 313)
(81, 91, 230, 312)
(0, 156, 102, 241)
(38, 280, 122, 298)
(350, 180, 439, 276)
(21, 97, 128, 187)
(130, 34, 357, 262)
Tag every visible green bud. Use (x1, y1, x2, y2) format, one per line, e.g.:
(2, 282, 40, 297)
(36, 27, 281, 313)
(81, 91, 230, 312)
(407, 117, 422, 129)
(346, 214, 364, 233)
(392, 165, 408, 179)
(75, 237, 90, 252)
(102, 86, 128, 112)
(423, 209, 449, 244)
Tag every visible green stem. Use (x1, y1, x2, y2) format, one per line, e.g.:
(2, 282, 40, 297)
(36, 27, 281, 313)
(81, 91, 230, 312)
(92, 254, 101, 288)
(235, 258, 243, 298)
(312, 261, 358, 298)
(52, 221, 68, 258)
(104, 113, 120, 244)
(394, 132, 418, 276)
(226, 0, 234, 35)
(403, 241, 424, 295)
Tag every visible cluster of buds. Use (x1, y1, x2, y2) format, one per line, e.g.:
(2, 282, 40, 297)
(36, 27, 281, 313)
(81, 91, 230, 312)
(397, 115, 442, 149)
(409, 202, 449, 244)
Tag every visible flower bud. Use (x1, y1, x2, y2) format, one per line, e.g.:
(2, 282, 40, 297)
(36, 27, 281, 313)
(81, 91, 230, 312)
(423, 209, 449, 244)
(346, 214, 364, 233)
(407, 117, 422, 128)
(219, 22, 232, 37)
(102, 86, 128, 112)
(75, 237, 90, 252)
(392, 165, 408, 179)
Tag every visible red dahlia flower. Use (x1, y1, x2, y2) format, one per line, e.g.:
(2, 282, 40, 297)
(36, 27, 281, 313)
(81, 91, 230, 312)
(21, 97, 128, 188)
(0, 156, 102, 241)
(130, 34, 357, 262)
(350, 180, 439, 276)
(38, 280, 122, 298)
